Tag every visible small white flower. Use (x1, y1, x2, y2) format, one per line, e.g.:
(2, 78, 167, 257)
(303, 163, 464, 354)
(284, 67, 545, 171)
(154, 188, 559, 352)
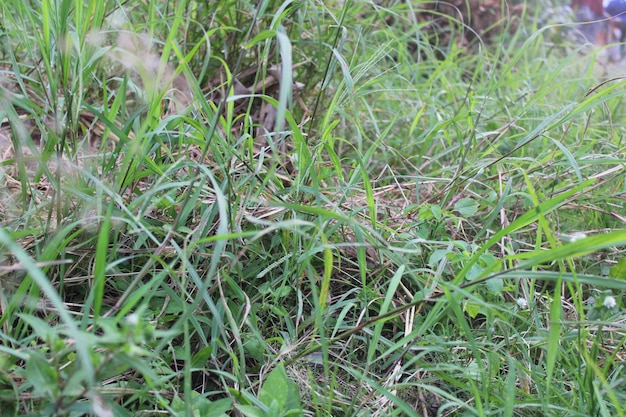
(569, 232, 587, 242)
(126, 313, 139, 326)
(603, 296, 617, 309)
(516, 298, 528, 309)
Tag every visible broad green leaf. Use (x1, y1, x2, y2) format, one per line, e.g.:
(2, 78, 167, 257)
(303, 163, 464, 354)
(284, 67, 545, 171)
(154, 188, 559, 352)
(466, 264, 483, 281)
(419, 204, 442, 221)
(259, 365, 289, 409)
(463, 300, 480, 319)
(609, 258, 626, 279)
(205, 398, 234, 417)
(267, 400, 281, 417)
(428, 249, 451, 266)
(235, 405, 265, 417)
(285, 373, 302, 412)
(454, 198, 479, 216)
(193, 394, 232, 417)
(485, 278, 503, 295)
(25, 353, 58, 398)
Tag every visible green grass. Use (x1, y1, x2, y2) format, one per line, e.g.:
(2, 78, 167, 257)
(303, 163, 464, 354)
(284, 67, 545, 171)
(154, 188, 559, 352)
(0, 0, 625, 416)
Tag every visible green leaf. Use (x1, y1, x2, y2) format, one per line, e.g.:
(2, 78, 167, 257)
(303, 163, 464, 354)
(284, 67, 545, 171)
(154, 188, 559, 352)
(96, 318, 126, 347)
(463, 300, 480, 319)
(284, 374, 302, 412)
(485, 278, 503, 295)
(465, 264, 483, 281)
(454, 198, 479, 216)
(258, 365, 289, 409)
(172, 392, 232, 416)
(228, 388, 254, 406)
(428, 249, 452, 266)
(191, 346, 213, 369)
(609, 258, 626, 279)
(243, 336, 264, 362)
(368, 265, 405, 364)
(454, 179, 597, 286)
(92, 201, 113, 318)
(267, 400, 281, 417)
(235, 405, 266, 417)
(546, 277, 563, 390)
(245, 30, 277, 48)
(257, 364, 301, 413)
(63, 366, 88, 397)
(170, 395, 186, 413)
(419, 204, 442, 221)
(464, 360, 482, 381)
(192, 393, 232, 417)
(25, 352, 58, 398)
(205, 398, 233, 417)
(0, 229, 95, 383)
(274, 25, 292, 132)
(18, 314, 55, 341)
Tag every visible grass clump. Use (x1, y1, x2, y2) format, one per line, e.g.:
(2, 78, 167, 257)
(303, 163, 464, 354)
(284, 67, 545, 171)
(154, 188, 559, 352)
(0, 0, 625, 416)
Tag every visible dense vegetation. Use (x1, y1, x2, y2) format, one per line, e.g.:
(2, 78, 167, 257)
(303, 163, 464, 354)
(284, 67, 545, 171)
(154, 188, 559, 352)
(0, 0, 625, 416)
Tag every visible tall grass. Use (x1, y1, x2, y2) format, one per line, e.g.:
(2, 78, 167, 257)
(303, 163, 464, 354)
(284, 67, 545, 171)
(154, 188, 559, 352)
(0, 0, 625, 416)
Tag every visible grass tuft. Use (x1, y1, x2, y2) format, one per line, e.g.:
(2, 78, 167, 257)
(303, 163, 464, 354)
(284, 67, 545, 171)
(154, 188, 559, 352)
(0, 0, 625, 416)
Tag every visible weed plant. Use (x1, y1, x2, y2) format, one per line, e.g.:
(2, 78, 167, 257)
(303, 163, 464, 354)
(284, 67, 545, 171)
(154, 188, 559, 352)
(0, 0, 625, 416)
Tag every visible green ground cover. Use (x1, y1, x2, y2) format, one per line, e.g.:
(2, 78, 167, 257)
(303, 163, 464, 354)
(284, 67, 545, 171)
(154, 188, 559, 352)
(0, 0, 625, 416)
